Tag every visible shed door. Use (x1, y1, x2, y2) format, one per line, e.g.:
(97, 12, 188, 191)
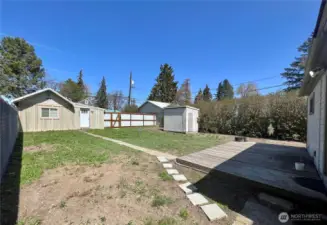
(80, 109, 90, 128)
(188, 112, 193, 132)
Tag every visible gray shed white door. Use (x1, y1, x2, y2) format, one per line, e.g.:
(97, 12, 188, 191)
(80, 109, 90, 128)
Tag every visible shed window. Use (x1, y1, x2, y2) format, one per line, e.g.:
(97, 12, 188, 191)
(309, 92, 315, 115)
(41, 108, 59, 118)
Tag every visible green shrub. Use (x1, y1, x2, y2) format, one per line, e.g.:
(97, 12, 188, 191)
(196, 91, 307, 142)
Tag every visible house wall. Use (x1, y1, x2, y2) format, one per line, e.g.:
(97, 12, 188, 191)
(76, 106, 104, 129)
(139, 103, 163, 126)
(17, 92, 79, 132)
(307, 72, 326, 186)
(163, 108, 186, 132)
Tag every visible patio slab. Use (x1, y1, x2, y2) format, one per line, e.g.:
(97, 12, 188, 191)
(201, 203, 227, 221)
(166, 169, 179, 175)
(187, 193, 208, 205)
(157, 156, 169, 163)
(179, 182, 197, 194)
(163, 163, 173, 168)
(172, 174, 187, 181)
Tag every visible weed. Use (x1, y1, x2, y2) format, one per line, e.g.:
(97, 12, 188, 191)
(179, 208, 188, 220)
(158, 217, 177, 225)
(59, 200, 66, 208)
(23, 217, 42, 225)
(107, 195, 113, 199)
(131, 159, 139, 165)
(216, 202, 228, 209)
(100, 216, 106, 222)
(83, 176, 93, 182)
(151, 195, 173, 207)
(158, 171, 173, 181)
(143, 218, 155, 225)
(120, 190, 127, 198)
(127, 221, 133, 225)
(117, 177, 128, 189)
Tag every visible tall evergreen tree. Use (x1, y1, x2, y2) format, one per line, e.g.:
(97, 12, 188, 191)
(95, 77, 108, 109)
(194, 88, 203, 104)
(0, 37, 45, 97)
(281, 36, 312, 91)
(222, 79, 234, 99)
(76, 69, 87, 100)
(202, 84, 212, 102)
(148, 64, 178, 102)
(215, 82, 223, 100)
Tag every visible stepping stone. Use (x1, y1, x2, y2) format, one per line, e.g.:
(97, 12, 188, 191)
(172, 174, 187, 181)
(179, 182, 197, 194)
(166, 169, 179, 175)
(201, 204, 227, 221)
(157, 156, 169, 163)
(163, 163, 173, 168)
(186, 193, 208, 205)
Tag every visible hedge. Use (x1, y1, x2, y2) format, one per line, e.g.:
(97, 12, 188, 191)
(195, 91, 307, 142)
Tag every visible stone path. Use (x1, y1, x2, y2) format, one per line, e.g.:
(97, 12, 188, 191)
(156, 156, 229, 222)
(83, 132, 177, 160)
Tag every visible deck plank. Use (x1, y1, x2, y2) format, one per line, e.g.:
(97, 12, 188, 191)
(176, 141, 327, 203)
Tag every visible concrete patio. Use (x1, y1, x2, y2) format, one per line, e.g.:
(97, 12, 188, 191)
(176, 141, 327, 204)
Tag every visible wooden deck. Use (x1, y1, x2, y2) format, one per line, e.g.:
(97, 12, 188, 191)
(177, 141, 327, 203)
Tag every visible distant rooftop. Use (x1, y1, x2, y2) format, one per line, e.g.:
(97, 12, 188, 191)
(147, 100, 171, 109)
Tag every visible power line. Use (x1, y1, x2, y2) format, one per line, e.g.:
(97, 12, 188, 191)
(190, 83, 286, 99)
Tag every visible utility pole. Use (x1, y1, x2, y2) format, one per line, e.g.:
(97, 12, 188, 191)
(128, 71, 132, 106)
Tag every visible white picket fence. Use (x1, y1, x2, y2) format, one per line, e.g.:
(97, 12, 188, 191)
(104, 112, 156, 128)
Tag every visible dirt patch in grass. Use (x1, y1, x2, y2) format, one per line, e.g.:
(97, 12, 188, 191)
(17, 153, 226, 225)
(23, 144, 56, 153)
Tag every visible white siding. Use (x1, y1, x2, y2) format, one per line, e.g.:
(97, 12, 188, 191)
(185, 107, 199, 133)
(164, 108, 186, 132)
(307, 73, 326, 185)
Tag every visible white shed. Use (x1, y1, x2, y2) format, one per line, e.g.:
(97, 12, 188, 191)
(163, 105, 199, 133)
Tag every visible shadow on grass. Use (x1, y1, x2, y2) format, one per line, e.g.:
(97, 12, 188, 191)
(1, 132, 23, 225)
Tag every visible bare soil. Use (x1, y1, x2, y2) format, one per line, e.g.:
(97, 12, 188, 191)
(23, 144, 56, 153)
(17, 153, 231, 225)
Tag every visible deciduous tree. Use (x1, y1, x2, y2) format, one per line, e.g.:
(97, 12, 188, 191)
(59, 79, 81, 102)
(175, 79, 191, 105)
(236, 83, 259, 98)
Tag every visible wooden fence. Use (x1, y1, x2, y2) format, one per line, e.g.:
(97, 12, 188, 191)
(0, 97, 19, 179)
(104, 112, 156, 128)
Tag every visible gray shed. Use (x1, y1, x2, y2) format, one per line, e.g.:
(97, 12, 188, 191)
(138, 100, 170, 126)
(163, 105, 199, 133)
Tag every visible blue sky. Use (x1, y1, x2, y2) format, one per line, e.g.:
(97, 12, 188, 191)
(1, 0, 321, 104)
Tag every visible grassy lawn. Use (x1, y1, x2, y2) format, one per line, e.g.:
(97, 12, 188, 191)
(20, 131, 134, 185)
(87, 127, 228, 156)
(1, 130, 219, 225)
